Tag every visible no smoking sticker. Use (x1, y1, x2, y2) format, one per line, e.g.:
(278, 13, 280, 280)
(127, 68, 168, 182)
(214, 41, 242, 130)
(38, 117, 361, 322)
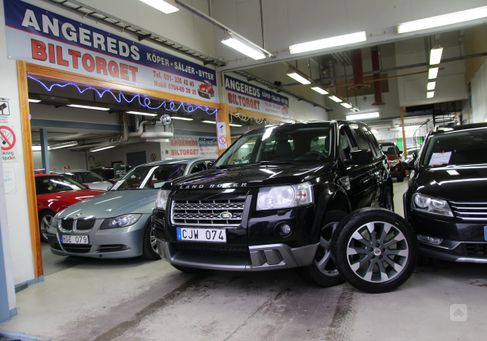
(0, 126, 16, 151)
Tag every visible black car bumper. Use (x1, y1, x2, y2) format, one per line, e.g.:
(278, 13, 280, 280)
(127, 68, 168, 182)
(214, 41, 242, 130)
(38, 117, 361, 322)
(406, 208, 487, 263)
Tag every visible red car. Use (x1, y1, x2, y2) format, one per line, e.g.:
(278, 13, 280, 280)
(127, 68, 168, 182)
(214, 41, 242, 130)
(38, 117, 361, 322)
(380, 142, 406, 181)
(35, 174, 105, 241)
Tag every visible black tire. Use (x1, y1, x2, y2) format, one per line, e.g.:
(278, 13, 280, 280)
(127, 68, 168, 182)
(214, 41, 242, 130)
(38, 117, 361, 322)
(39, 210, 55, 242)
(172, 264, 207, 274)
(333, 208, 417, 293)
(142, 224, 161, 260)
(301, 210, 346, 288)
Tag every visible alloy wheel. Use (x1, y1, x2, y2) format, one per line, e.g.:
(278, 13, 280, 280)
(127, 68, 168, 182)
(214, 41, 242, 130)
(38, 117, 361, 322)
(40, 214, 53, 241)
(314, 221, 340, 277)
(149, 226, 158, 253)
(346, 221, 409, 283)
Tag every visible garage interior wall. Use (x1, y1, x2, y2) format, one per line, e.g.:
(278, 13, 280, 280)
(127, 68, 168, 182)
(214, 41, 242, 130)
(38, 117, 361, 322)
(0, 0, 30, 307)
(471, 59, 487, 123)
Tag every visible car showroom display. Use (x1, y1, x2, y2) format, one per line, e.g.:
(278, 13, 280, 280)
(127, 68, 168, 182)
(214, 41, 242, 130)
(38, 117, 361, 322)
(405, 123, 487, 263)
(152, 122, 416, 292)
(63, 170, 113, 191)
(47, 159, 213, 259)
(35, 173, 105, 241)
(381, 142, 406, 181)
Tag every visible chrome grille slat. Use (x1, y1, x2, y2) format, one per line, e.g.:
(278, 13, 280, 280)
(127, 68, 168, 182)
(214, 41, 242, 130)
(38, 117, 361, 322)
(451, 201, 487, 221)
(171, 199, 246, 227)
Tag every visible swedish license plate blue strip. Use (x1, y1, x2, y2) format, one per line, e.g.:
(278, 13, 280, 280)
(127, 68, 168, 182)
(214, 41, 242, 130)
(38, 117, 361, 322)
(484, 226, 487, 241)
(176, 227, 182, 240)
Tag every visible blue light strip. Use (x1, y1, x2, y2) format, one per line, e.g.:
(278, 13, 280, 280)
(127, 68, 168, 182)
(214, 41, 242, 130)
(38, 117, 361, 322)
(27, 75, 218, 116)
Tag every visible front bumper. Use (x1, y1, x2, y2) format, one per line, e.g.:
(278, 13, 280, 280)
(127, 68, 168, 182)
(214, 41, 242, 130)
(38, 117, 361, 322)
(157, 240, 318, 271)
(48, 215, 149, 259)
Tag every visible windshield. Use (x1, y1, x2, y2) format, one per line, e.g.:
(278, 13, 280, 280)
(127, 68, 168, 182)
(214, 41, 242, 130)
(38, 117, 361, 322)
(381, 144, 398, 157)
(215, 125, 332, 168)
(35, 175, 87, 194)
(422, 128, 487, 167)
(65, 171, 104, 183)
(113, 164, 186, 190)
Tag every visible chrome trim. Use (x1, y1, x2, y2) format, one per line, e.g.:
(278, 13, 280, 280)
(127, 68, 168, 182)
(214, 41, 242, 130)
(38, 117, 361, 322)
(170, 199, 246, 227)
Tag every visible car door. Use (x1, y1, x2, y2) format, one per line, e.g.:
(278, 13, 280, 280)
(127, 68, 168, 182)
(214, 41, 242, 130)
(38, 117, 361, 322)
(341, 124, 378, 209)
(361, 125, 387, 206)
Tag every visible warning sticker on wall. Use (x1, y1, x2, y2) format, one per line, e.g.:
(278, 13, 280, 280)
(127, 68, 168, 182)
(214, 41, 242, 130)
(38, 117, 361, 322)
(0, 125, 17, 162)
(0, 99, 10, 123)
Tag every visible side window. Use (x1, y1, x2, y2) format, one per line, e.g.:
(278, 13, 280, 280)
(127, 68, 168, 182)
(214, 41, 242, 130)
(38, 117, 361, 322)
(190, 162, 207, 174)
(351, 125, 372, 151)
(363, 127, 382, 159)
(338, 127, 356, 161)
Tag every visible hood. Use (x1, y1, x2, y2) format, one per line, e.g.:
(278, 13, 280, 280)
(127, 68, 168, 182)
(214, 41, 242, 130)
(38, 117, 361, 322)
(38, 189, 104, 203)
(415, 165, 487, 201)
(58, 189, 157, 219)
(173, 162, 334, 190)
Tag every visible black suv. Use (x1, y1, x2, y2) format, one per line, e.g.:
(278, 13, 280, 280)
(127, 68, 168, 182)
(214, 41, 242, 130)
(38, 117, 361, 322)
(405, 123, 487, 263)
(152, 121, 396, 287)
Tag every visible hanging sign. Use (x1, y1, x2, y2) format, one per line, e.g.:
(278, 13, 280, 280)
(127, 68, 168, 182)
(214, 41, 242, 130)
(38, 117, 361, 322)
(3, 0, 218, 104)
(224, 75, 289, 118)
(167, 136, 218, 158)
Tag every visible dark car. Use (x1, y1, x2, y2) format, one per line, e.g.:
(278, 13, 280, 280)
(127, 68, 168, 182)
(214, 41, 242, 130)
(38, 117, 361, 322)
(151, 121, 411, 290)
(381, 142, 405, 181)
(404, 123, 487, 263)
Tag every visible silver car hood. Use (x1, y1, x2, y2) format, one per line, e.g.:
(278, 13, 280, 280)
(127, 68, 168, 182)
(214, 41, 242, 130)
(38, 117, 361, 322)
(58, 190, 157, 219)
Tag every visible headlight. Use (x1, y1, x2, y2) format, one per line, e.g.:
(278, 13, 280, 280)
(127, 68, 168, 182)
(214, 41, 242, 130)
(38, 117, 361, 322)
(156, 190, 171, 210)
(100, 214, 142, 229)
(257, 182, 313, 211)
(412, 193, 453, 217)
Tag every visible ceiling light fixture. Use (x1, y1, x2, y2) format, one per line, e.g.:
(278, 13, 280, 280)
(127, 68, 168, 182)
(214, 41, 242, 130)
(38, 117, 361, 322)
(67, 104, 110, 111)
(202, 120, 216, 124)
(49, 141, 78, 150)
(328, 95, 343, 103)
(427, 81, 436, 91)
(311, 86, 329, 95)
(427, 91, 435, 99)
(126, 111, 158, 117)
(138, 0, 179, 14)
(28, 98, 41, 103)
(170, 116, 193, 121)
(229, 123, 243, 128)
(341, 102, 353, 109)
(346, 112, 380, 121)
(286, 70, 311, 85)
(397, 6, 487, 34)
(289, 31, 367, 54)
(428, 67, 439, 80)
(32, 145, 43, 151)
(90, 145, 116, 153)
(221, 33, 267, 60)
(429, 47, 443, 65)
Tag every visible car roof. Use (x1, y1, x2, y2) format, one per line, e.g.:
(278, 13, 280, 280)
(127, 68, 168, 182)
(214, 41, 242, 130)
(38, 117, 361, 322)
(135, 158, 213, 167)
(432, 123, 487, 134)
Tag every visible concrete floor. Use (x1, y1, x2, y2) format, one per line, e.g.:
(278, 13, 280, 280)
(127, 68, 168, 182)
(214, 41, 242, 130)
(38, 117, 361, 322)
(2, 181, 487, 341)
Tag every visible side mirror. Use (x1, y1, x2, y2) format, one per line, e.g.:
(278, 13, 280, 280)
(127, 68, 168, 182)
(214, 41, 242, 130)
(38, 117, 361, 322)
(350, 149, 373, 165)
(207, 161, 215, 168)
(404, 152, 418, 170)
(398, 150, 403, 155)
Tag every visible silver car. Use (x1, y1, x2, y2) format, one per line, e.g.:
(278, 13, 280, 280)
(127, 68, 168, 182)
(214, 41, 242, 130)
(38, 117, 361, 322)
(63, 170, 113, 191)
(47, 158, 213, 259)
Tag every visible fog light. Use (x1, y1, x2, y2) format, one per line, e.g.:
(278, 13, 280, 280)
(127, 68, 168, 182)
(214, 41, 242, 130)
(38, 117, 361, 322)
(418, 234, 443, 246)
(278, 223, 292, 237)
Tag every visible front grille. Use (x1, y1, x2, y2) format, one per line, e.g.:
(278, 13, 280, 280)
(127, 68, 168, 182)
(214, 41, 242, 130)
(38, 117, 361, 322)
(450, 201, 487, 221)
(98, 244, 128, 252)
(62, 245, 91, 253)
(76, 218, 95, 230)
(61, 218, 74, 231)
(171, 199, 246, 227)
(465, 244, 487, 257)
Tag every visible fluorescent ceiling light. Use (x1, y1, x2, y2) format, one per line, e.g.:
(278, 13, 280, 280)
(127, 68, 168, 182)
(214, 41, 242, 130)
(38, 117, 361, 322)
(397, 6, 487, 34)
(126, 111, 158, 117)
(28, 98, 41, 103)
(50, 141, 78, 150)
(429, 47, 443, 65)
(221, 35, 266, 60)
(289, 31, 367, 54)
(32, 145, 42, 151)
(90, 145, 116, 153)
(170, 116, 193, 121)
(286, 71, 311, 85)
(341, 102, 353, 109)
(328, 95, 343, 103)
(229, 123, 243, 128)
(67, 104, 110, 111)
(311, 86, 328, 95)
(346, 112, 380, 121)
(428, 67, 439, 80)
(202, 120, 216, 124)
(427, 91, 435, 99)
(138, 0, 179, 14)
(427, 81, 436, 91)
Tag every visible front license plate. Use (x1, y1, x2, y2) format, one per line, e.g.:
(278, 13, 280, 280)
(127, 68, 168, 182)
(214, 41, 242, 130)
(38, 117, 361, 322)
(484, 226, 487, 241)
(176, 227, 226, 243)
(61, 234, 89, 245)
